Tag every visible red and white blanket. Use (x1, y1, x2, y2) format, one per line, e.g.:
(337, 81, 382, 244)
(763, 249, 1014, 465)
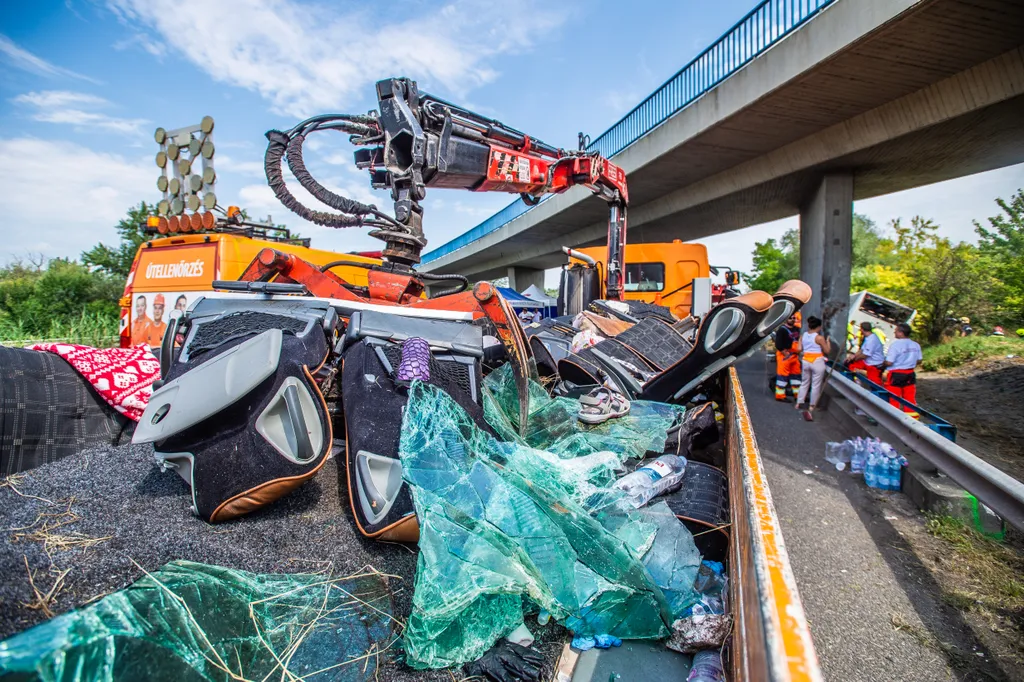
(28, 343, 158, 422)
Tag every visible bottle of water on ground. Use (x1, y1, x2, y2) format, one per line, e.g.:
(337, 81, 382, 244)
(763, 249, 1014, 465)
(613, 454, 687, 508)
(864, 447, 880, 489)
(850, 437, 867, 474)
(687, 650, 725, 682)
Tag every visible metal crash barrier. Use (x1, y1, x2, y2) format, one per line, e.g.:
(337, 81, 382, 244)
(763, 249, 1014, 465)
(828, 370, 1024, 532)
(829, 363, 957, 442)
(726, 369, 823, 682)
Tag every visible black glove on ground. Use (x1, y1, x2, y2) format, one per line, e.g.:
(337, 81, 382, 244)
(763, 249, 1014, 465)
(464, 640, 545, 682)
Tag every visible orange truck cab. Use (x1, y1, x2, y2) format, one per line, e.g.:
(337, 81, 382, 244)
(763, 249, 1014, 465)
(119, 233, 380, 348)
(568, 240, 711, 318)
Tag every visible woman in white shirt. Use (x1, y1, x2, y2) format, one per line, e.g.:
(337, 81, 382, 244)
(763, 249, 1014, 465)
(796, 315, 832, 419)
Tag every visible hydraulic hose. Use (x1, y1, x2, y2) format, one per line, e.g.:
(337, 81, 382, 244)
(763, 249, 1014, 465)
(264, 130, 368, 228)
(419, 271, 470, 298)
(319, 259, 377, 273)
(286, 133, 399, 228)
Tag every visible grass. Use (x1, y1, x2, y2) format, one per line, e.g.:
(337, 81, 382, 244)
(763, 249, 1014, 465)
(921, 335, 1024, 371)
(0, 311, 119, 348)
(925, 515, 1024, 634)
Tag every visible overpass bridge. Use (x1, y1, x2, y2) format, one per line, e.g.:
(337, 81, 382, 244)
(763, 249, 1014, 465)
(419, 0, 1024, 339)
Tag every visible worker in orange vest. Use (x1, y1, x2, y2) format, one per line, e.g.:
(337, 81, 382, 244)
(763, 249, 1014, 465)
(146, 294, 168, 347)
(773, 311, 802, 401)
(131, 295, 151, 346)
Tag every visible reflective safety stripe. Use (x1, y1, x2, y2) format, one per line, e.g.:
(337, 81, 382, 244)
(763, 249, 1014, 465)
(728, 369, 823, 681)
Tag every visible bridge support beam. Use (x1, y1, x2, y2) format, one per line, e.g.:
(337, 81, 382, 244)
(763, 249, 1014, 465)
(800, 172, 853, 347)
(506, 266, 545, 292)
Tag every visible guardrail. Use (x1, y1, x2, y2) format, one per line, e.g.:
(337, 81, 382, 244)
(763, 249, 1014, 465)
(422, 0, 838, 264)
(829, 364, 958, 442)
(829, 370, 1024, 532)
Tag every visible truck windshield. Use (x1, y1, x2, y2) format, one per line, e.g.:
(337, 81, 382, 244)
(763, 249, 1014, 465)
(624, 262, 665, 292)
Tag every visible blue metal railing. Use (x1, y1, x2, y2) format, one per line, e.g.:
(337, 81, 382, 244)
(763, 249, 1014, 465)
(422, 0, 837, 264)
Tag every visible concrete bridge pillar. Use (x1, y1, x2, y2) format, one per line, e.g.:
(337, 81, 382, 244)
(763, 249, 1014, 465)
(800, 172, 853, 348)
(506, 266, 545, 292)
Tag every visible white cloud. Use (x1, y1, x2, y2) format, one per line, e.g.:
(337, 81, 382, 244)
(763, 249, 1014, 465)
(237, 180, 384, 254)
(0, 34, 100, 84)
(217, 154, 266, 178)
(13, 91, 107, 108)
(106, 0, 566, 117)
(112, 32, 168, 59)
(12, 90, 148, 135)
(0, 138, 155, 260)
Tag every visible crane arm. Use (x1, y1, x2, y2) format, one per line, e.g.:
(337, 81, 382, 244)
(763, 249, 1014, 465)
(264, 77, 629, 299)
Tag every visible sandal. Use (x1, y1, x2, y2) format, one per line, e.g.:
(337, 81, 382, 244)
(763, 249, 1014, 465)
(578, 387, 631, 424)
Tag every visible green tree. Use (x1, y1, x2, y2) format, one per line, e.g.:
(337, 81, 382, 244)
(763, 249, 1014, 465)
(974, 189, 1024, 326)
(745, 228, 799, 292)
(898, 233, 991, 344)
(82, 201, 156, 280)
(851, 213, 885, 268)
(0, 258, 120, 335)
(745, 213, 880, 292)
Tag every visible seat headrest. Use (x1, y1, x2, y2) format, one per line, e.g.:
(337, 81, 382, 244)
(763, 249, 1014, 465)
(774, 280, 812, 305)
(722, 290, 773, 313)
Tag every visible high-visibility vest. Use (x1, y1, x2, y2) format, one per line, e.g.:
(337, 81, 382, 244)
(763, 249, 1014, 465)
(847, 322, 859, 351)
(872, 328, 887, 351)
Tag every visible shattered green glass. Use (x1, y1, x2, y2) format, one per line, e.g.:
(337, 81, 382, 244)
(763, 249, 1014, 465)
(399, 382, 700, 670)
(483, 364, 685, 460)
(0, 561, 395, 682)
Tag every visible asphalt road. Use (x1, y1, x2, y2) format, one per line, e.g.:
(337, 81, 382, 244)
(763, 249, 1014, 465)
(735, 357, 1011, 682)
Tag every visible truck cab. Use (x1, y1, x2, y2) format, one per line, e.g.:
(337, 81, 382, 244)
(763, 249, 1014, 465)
(118, 232, 380, 348)
(562, 240, 738, 319)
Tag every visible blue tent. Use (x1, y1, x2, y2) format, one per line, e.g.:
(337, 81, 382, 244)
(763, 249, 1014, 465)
(497, 287, 543, 309)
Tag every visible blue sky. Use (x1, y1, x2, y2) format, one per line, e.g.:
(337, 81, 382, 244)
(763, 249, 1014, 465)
(1, 0, 1022, 285)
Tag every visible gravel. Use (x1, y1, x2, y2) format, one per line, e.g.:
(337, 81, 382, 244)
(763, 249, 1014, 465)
(0, 443, 564, 680)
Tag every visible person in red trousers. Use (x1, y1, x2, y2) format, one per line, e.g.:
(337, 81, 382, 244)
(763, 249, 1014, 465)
(882, 323, 923, 419)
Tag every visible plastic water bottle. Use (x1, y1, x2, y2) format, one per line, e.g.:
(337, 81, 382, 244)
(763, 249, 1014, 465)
(850, 438, 866, 474)
(888, 454, 903, 491)
(613, 454, 687, 508)
(687, 650, 725, 682)
(879, 452, 893, 491)
(864, 449, 879, 489)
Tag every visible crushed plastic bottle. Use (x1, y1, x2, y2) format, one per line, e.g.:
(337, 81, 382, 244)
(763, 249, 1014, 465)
(685, 560, 728, 617)
(850, 437, 867, 474)
(571, 634, 623, 651)
(825, 441, 852, 471)
(612, 454, 687, 508)
(687, 650, 726, 682)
